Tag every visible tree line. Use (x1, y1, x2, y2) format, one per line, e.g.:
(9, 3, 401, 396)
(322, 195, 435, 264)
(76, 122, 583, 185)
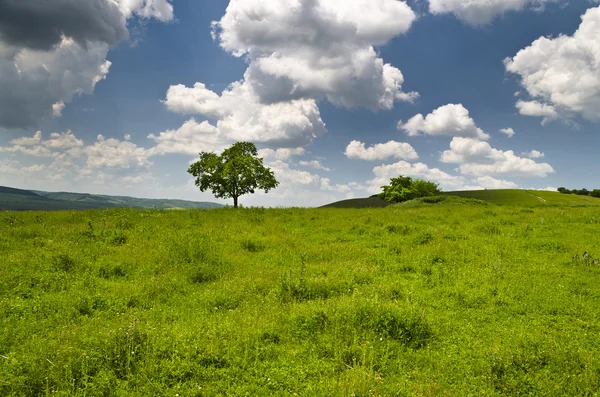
(558, 187, 600, 198)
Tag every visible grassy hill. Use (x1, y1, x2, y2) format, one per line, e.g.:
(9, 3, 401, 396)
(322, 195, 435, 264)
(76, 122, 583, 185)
(0, 186, 223, 211)
(324, 189, 600, 208)
(444, 189, 600, 206)
(320, 196, 389, 208)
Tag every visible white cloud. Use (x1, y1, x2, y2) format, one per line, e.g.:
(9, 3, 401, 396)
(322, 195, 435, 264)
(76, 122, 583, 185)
(0, 160, 46, 177)
(368, 161, 467, 193)
(500, 127, 515, 137)
(211, 0, 418, 110)
(428, 0, 558, 26)
(320, 178, 351, 193)
(258, 148, 306, 162)
(43, 131, 84, 150)
(515, 100, 558, 125)
(0, 129, 158, 195)
(267, 159, 321, 186)
(148, 119, 228, 156)
(522, 150, 545, 159)
(344, 140, 419, 161)
(440, 137, 554, 177)
(299, 160, 331, 172)
(237, 155, 363, 207)
(398, 104, 490, 140)
(0, 143, 53, 157)
(10, 131, 42, 146)
(86, 134, 152, 169)
(52, 101, 65, 117)
(475, 176, 518, 189)
(116, 0, 174, 21)
(164, 81, 326, 147)
(505, 6, 600, 123)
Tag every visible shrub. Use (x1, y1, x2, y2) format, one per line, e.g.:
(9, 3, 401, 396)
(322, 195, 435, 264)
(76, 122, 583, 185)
(379, 175, 441, 204)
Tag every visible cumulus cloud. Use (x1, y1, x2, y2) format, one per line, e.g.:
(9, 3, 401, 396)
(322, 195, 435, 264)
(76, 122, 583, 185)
(148, 119, 228, 156)
(299, 160, 331, 172)
(428, 0, 558, 26)
(116, 0, 174, 21)
(505, 6, 600, 123)
(258, 148, 306, 162)
(500, 127, 515, 137)
(86, 134, 152, 169)
(515, 100, 558, 125)
(164, 81, 326, 148)
(44, 131, 84, 150)
(211, 0, 418, 110)
(0, 128, 163, 197)
(475, 176, 518, 189)
(368, 161, 468, 193)
(522, 150, 545, 159)
(0, 0, 173, 129)
(344, 140, 419, 161)
(10, 131, 42, 146)
(440, 137, 554, 177)
(398, 104, 490, 140)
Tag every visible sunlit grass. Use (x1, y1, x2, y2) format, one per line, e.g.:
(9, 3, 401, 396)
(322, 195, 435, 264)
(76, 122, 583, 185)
(1, 203, 600, 395)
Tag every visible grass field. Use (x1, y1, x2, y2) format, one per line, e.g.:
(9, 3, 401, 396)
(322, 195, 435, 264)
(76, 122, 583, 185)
(2, 202, 600, 396)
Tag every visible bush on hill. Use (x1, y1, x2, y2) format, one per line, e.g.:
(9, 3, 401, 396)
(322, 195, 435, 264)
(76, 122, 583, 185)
(379, 176, 441, 204)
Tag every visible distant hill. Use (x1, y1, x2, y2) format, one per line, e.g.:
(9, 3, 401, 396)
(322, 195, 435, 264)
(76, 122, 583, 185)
(322, 189, 600, 208)
(0, 186, 223, 211)
(444, 189, 600, 206)
(320, 196, 389, 208)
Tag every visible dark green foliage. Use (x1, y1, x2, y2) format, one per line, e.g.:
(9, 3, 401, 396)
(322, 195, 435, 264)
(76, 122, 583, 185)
(557, 186, 600, 198)
(379, 175, 441, 204)
(52, 254, 76, 272)
(188, 142, 279, 208)
(241, 238, 265, 252)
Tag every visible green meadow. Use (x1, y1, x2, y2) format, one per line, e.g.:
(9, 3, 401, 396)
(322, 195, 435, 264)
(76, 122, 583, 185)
(2, 199, 600, 396)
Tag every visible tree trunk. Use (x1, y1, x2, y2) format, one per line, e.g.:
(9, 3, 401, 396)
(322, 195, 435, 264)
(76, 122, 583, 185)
(233, 196, 238, 208)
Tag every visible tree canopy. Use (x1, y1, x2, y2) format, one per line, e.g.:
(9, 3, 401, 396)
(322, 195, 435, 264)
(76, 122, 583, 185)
(379, 175, 441, 204)
(187, 142, 279, 208)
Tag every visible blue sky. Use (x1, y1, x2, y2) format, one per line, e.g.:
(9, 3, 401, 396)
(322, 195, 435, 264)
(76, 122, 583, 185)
(1, 0, 599, 207)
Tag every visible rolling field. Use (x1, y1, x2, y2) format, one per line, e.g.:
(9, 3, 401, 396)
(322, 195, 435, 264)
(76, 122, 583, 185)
(2, 202, 600, 396)
(444, 189, 600, 206)
(325, 190, 600, 208)
(0, 186, 223, 211)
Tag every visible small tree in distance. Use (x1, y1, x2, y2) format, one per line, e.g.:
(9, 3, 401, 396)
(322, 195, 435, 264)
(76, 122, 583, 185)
(379, 175, 441, 204)
(188, 142, 279, 208)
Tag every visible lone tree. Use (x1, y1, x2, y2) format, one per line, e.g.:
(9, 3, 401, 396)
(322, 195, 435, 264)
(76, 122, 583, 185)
(188, 142, 279, 208)
(379, 175, 441, 204)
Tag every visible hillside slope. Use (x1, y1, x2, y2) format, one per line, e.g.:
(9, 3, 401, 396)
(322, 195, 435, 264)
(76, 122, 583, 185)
(320, 196, 389, 208)
(444, 190, 600, 206)
(0, 186, 223, 211)
(323, 190, 600, 208)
